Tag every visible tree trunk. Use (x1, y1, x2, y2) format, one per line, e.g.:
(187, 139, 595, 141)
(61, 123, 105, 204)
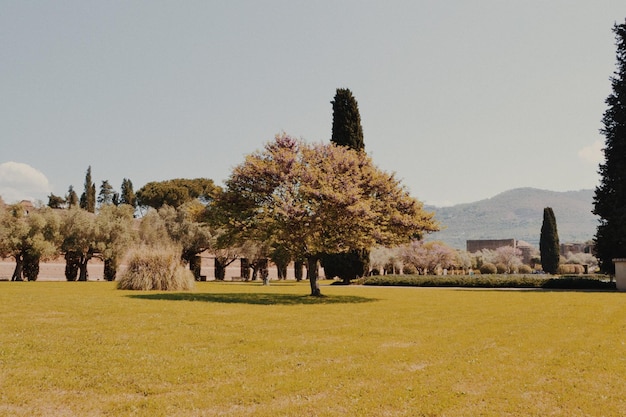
(240, 258, 250, 281)
(307, 256, 321, 296)
(104, 258, 117, 281)
(11, 255, 23, 281)
(189, 255, 201, 281)
(214, 257, 226, 280)
(65, 251, 80, 281)
(78, 254, 90, 281)
(258, 258, 269, 285)
(23, 252, 40, 281)
(294, 260, 303, 281)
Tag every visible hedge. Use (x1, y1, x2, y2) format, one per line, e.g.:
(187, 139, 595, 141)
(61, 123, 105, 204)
(358, 274, 615, 290)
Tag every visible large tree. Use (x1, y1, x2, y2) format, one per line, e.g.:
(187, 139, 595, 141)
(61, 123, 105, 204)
(212, 134, 438, 296)
(0, 204, 60, 281)
(61, 208, 97, 281)
(540, 207, 560, 274)
(594, 20, 626, 275)
(331, 88, 364, 150)
(79, 166, 96, 213)
(94, 204, 136, 281)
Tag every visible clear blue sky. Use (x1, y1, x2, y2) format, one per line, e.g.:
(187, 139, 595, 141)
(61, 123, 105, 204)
(1, 1, 624, 206)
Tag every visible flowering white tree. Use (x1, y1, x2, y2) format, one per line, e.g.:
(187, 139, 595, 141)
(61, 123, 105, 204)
(493, 246, 523, 273)
(401, 240, 456, 275)
(369, 246, 403, 275)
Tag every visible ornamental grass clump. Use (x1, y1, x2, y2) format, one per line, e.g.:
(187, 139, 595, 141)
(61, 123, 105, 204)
(117, 246, 194, 291)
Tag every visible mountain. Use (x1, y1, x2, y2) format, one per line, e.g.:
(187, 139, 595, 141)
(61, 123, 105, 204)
(425, 188, 598, 249)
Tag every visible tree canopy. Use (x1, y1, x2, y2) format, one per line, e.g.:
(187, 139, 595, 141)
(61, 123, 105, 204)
(79, 166, 96, 213)
(331, 88, 364, 151)
(136, 178, 220, 209)
(211, 133, 438, 295)
(593, 20, 626, 274)
(540, 207, 560, 274)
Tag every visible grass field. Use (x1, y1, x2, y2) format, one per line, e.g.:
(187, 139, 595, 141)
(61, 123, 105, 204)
(1, 281, 626, 416)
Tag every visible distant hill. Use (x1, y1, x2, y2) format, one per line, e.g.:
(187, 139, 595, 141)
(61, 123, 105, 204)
(425, 188, 598, 249)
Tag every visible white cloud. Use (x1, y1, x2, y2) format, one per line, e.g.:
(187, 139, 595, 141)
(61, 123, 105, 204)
(0, 161, 52, 204)
(578, 140, 604, 165)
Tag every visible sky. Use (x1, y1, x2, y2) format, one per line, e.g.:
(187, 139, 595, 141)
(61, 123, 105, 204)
(1, 1, 624, 206)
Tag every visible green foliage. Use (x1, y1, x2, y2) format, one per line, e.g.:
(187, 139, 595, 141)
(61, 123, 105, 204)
(331, 88, 364, 151)
(119, 178, 137, 208)
(402, 264, 418, 275)
(594, 20, 626, 274)
(94, 204, 137, 281)
(321, 249, 370, 283)
(136, 178, 220, 209)
(518, 264, 533, 274)
(117, 246, 195, 291)
(97, 180, 115, 207)
(139, 203, 213, 279)
(480, 262, 497, 274)
(47, 193, 65, 209)
(66, 185, 79, 208)
(540, 207, 560, 274)
(79, 166, 96, 213)
(0, 204, 60, 281)
(361, 274, 614, 289)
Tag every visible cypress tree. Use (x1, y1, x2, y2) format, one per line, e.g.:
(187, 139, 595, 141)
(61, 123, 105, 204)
(326, 88, 368, 281)
(120, 178, 137, 207)
(331, 88, 364, 151)
(540, 207, 560, 274)
(593, 20, 626, 274)
(79, 166, 96, 213)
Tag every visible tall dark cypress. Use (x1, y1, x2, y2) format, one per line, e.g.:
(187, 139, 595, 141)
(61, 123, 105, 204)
(331, 88, 364, 151)
(540, 207, 560, 274)
(325, 88, 369, 282)
(593, 20, 626, 274)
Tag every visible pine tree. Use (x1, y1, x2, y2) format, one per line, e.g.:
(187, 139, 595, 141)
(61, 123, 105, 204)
(331, 88, 364, 151)
(97, 180, 115, 207)
(66, 185, 79, 208)
(79, 166, 96, 213)
(540, 207, 560, 274)
(593, 20, 626, 274)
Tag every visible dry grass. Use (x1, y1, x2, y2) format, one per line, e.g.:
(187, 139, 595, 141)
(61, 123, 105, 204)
(117, 246, 194, 291)
(1, 281, 626, 416)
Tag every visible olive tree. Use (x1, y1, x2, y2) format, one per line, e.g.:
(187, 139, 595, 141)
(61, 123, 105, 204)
(0, 204, 60, 281)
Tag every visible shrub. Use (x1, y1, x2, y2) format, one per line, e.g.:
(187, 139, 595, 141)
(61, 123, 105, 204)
(495, 263, 508, 274)
(518, 264, 533, 274)
(558, 264, 584, 275)
(117, 246, 195, 291)
(480, 262, 497, 274)
(402, 264, 418, 275)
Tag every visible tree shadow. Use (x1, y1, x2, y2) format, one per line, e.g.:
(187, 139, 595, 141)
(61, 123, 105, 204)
(127, 292, 377, 305)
